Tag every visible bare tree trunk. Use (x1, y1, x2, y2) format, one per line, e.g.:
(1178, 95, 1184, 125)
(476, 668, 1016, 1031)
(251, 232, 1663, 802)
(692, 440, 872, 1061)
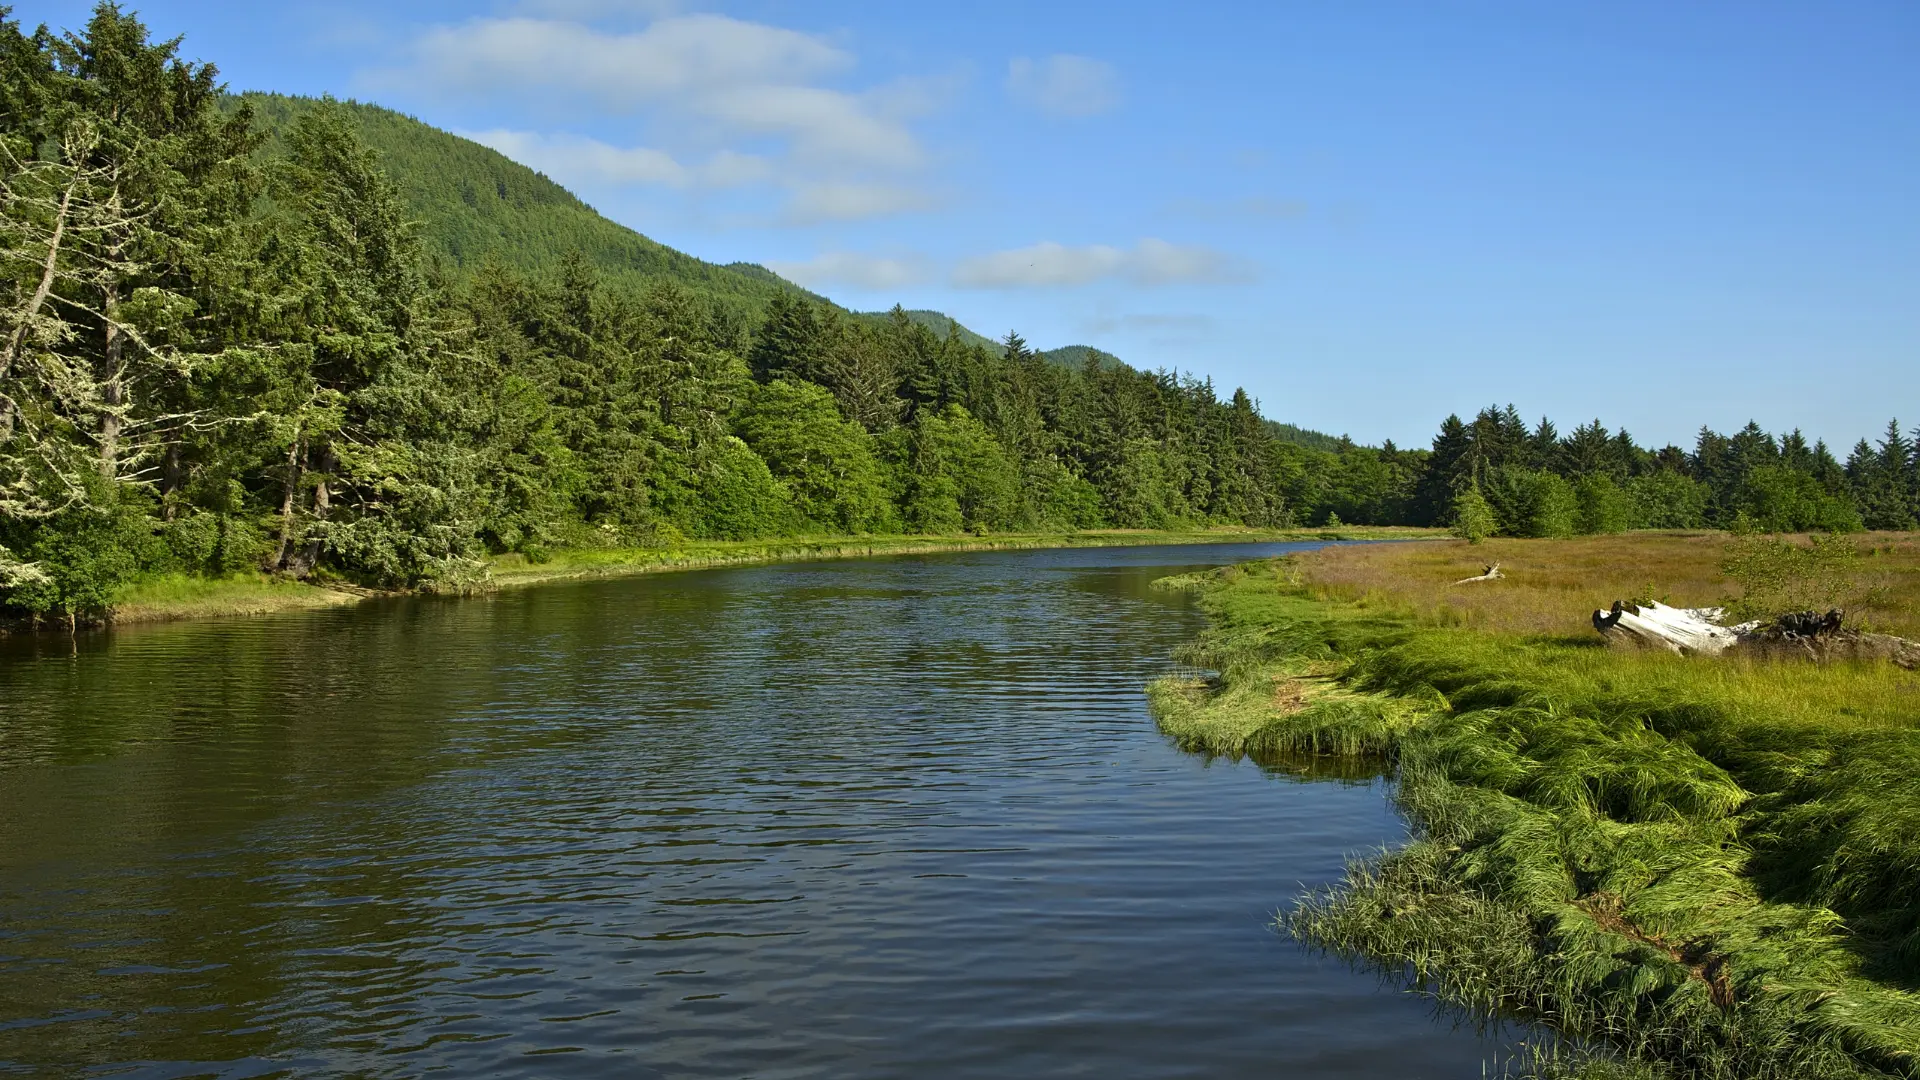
(302, 445, 333, 571)
(0, 170, 79, 383)
(159, 439, 182, 519)
(274, 430, 305, 570)
(97, 277, 123, 481)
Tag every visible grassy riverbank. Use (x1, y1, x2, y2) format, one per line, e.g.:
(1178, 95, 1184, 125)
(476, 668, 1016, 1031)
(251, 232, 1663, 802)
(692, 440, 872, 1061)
(1151, 533, 1920, 1079)
(69, 526, 1440, 631)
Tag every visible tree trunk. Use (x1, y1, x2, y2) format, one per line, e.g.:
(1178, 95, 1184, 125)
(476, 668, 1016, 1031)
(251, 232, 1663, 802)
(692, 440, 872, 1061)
(98, 278, 123, 481)
(0, 169, 79, 383)
(274, 430, 305, 570)
(301, 445, 334, 572)
(159, 439, 183, 520)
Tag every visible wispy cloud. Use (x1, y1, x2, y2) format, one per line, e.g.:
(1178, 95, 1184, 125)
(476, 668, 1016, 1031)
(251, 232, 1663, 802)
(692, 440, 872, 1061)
(766, 252, 936, 290)
(951, 239, 1252, 289)
(371, 12, 947, 224)
(1005, 54, 1120, 117)
(465, 129, 771, 188)
(783, 182, 940, 224)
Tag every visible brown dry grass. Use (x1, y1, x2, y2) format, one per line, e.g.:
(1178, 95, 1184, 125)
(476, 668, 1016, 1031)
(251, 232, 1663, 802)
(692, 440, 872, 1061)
(1292, 530, 1920, 640)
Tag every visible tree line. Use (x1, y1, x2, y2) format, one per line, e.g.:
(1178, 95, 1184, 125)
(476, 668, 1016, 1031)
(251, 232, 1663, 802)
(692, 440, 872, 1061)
(1313, 404, 1916, 540)
(2, 8, 1913, 622)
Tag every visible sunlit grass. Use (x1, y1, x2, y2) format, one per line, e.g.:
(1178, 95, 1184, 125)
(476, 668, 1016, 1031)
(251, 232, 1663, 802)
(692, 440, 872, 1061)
(1149, 549, 1920, 1078)
(110, 572, 358, 623)
(1292, 530, 1920, 639)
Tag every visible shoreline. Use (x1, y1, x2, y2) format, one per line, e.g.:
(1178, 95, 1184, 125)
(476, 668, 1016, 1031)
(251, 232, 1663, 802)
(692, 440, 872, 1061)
(40, 526, 1439, 635)
(1149, 553, 1920, 1079)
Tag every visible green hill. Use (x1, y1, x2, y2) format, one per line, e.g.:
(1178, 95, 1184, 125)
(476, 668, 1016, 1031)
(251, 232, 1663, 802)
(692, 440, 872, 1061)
(239, 93, 1348, 442)
(238, 93, 822, 321)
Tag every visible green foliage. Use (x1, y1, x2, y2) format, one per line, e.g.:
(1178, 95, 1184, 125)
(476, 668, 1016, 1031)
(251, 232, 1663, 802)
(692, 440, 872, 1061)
(1732, 465, 1863, 534)
(1488, 468, 1578, 538)
(1, 492, 158, 617)
(1625, 470, 1709, 529)
(735, 380, 895, 533)
(680, 437, 794, 541)
(1720, 532, 1861, 621)
(1573, 474, 1631, 534)
(901, 405, 1019, 533)
(1450, 488, 1497, 543)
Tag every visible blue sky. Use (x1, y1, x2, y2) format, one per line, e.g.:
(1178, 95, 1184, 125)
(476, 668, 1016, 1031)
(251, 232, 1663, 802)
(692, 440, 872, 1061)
(15, 1, 1916, 449)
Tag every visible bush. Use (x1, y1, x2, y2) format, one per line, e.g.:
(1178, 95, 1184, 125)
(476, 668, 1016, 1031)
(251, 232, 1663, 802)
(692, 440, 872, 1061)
(1573, 474, 1630, 535)
(1720, 531, 1860, 621)
(1449, 488, 1496, 543)
(1, 499, 162, 619)
(1488, 468, 1577, 538)
(1626, 470, 1708, 529)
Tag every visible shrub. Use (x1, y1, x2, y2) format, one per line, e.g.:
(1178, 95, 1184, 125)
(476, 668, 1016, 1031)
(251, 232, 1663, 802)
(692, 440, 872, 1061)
(1450, 489, 1496, 543)
(1573, 474, 1630, 535)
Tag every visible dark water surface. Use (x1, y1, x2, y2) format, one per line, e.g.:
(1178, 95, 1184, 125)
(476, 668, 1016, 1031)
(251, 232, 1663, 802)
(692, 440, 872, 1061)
(0, 542, 1496, 1078)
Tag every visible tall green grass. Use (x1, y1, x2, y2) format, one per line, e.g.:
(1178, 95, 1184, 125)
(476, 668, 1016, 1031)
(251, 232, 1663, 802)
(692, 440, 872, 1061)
(1151, 560, 1920, 1079)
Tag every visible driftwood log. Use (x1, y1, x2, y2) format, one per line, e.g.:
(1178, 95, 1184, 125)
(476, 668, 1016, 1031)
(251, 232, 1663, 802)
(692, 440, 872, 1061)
(1592, 601, 1741, 656)
(1452, 563, 1504, 585)
(1593, 603, 1920, 669)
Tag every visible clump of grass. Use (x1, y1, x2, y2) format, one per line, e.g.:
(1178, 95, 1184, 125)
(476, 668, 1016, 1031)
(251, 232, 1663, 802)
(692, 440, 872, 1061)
(109, 572, 359, 623)
(1150, 553, 1920, 1079)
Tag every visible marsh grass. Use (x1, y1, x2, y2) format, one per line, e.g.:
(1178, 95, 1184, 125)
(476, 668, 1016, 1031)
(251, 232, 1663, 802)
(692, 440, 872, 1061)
(1150, 551, 1920, 1079)
(1290, 531, 1920, 639)
(109, 573, 360, 622)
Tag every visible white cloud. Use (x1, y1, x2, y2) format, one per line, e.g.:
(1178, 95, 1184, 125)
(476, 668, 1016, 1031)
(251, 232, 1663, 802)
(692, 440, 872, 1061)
(391, 15, 920, 171)
(1006, 54, 1120, 118)
(951, 239, 1251, 289)
(466, 129, 772, 189)
(406, 15, 848, 103)
(377, 11, 946, 226)
(783, 182, 939, 223)
(767, 252, 936, 290)
(510, 0, 682, 19)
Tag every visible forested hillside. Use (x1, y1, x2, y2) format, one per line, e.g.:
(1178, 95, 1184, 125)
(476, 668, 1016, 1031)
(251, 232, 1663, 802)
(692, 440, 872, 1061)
(2, 7, 1915, 625)
(237, 93, 826, 324)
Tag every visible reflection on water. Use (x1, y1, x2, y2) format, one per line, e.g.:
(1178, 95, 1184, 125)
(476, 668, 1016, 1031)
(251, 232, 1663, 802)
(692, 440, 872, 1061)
(1, 543, 1492, 1078)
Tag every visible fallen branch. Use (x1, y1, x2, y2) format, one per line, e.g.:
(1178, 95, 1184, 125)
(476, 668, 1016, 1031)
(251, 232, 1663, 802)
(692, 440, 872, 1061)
(1452, 563, 1503, 585)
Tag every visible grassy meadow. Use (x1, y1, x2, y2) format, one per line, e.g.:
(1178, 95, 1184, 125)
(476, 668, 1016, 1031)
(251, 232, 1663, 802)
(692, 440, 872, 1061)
(1151, 532, 1920, 1079)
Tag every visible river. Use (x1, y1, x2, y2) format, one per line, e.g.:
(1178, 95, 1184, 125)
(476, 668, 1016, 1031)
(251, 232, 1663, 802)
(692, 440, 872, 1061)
(0, 542, 1500, 1078)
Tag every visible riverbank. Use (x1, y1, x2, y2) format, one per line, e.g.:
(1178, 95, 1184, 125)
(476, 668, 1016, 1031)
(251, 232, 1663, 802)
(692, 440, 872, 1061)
(1150, 534, 1920, 1079)
(66, 526, 1440, 632)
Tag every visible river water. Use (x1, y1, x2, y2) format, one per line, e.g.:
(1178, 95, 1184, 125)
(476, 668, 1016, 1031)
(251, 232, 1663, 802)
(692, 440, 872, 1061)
(0, 542, 1500, 1078)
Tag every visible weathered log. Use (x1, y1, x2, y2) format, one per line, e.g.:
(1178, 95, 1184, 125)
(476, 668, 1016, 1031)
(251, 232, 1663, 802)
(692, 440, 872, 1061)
(1592, 601, 1920, 668)
(1452, 563, 1504, 585)
(1592, 600, 1741, 656)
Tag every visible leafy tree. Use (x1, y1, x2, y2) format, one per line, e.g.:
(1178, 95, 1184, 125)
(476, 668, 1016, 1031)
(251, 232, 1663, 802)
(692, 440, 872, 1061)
(1626, 470, 1708, 529)
(1572, 474, 1630, 534)
(901, 405, 1018, 533)
(735, 379, 894, 533)
(1449, 488, 1496, 543)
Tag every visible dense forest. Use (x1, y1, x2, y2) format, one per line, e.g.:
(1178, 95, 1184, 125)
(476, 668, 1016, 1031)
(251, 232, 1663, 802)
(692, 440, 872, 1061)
(2, 8, 1916, 621)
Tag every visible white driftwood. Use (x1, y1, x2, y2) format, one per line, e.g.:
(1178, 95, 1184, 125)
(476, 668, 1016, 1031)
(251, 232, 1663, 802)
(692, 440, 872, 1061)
(1452, 563, 1504, 585)
(1592, 601, 1741, 656)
